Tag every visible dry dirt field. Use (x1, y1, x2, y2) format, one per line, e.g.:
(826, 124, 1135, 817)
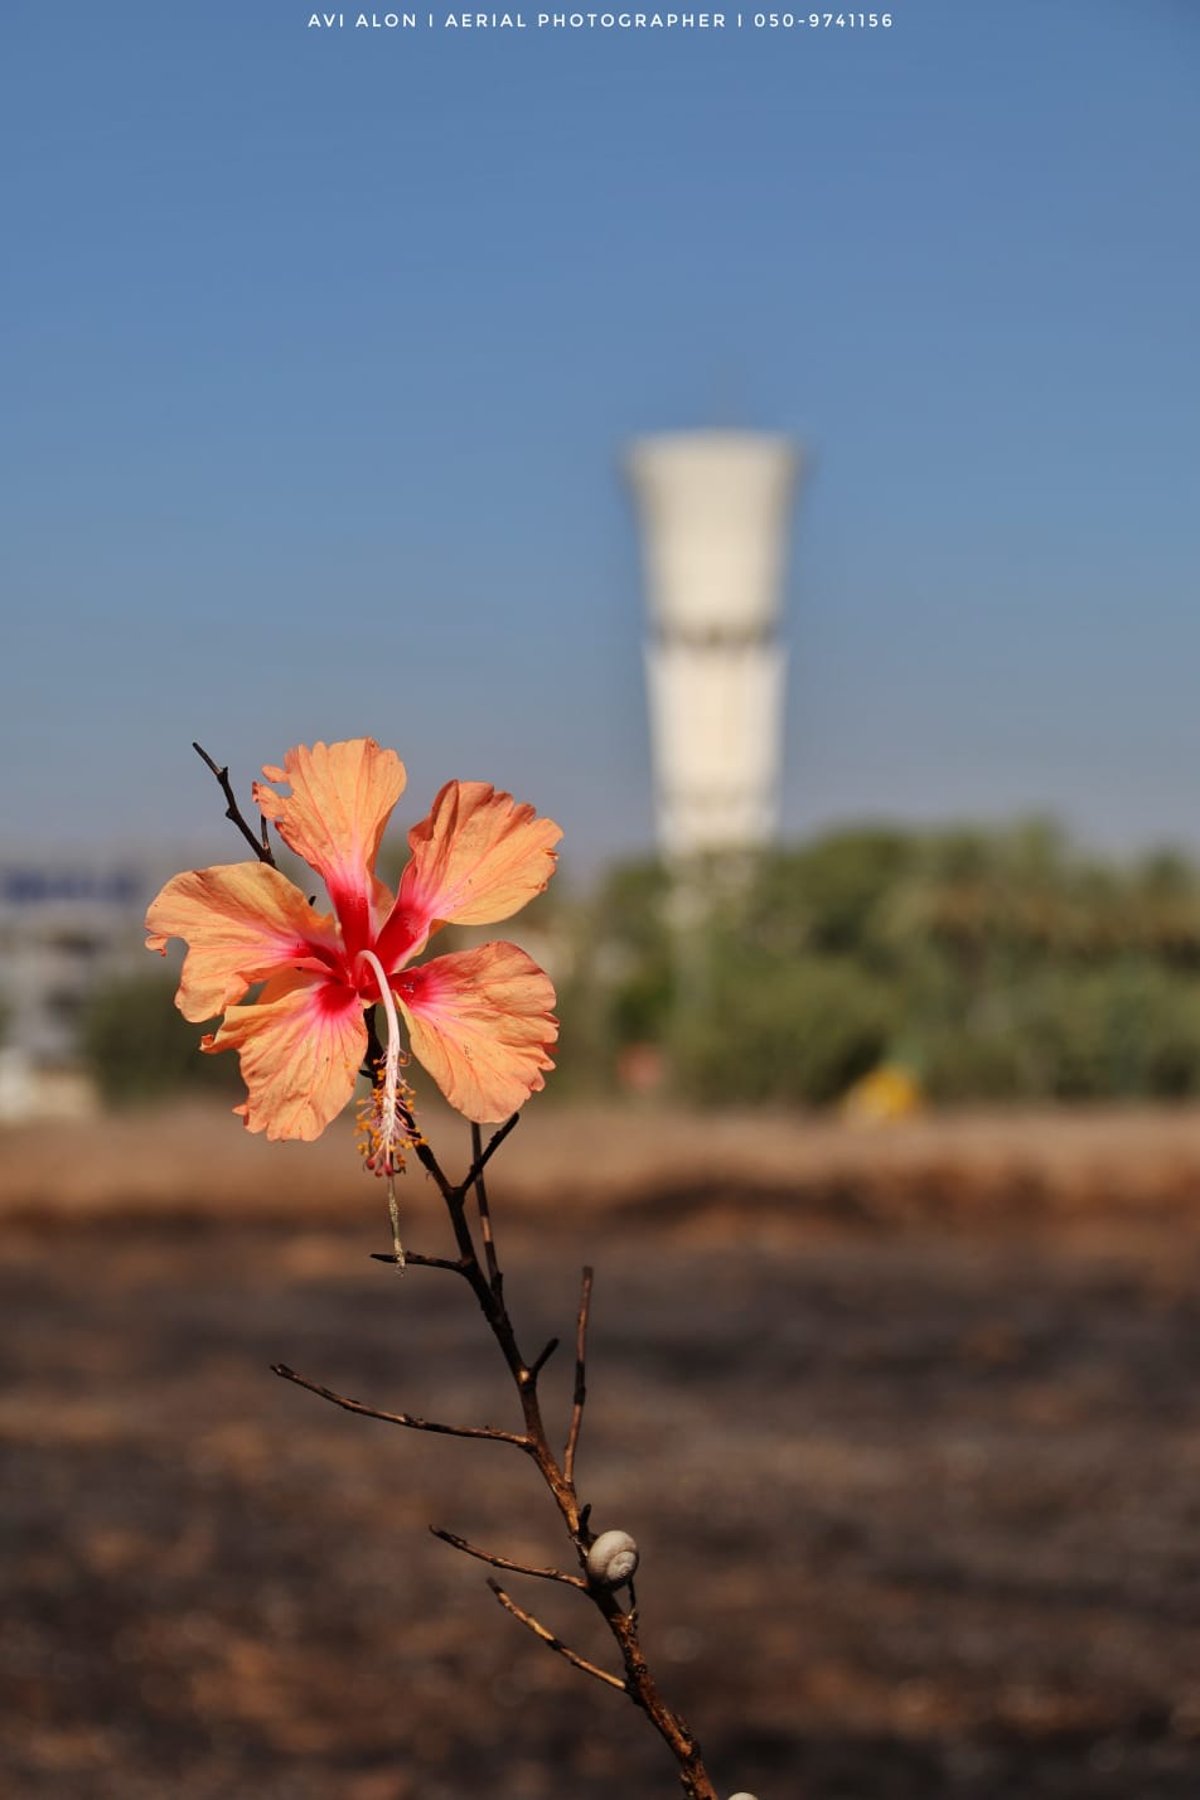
(4, 1101, 1200, 1799)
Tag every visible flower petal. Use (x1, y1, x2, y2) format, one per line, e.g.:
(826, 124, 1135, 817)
(378, 782, 561, 967)
(254, 739, 406, 955)
(146, 862, 343, 1023)
(396, 941, 558, 1123)
(203, 969, 367, 1141)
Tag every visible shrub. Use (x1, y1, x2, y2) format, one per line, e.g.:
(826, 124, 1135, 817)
(81, 973, 242, 1105)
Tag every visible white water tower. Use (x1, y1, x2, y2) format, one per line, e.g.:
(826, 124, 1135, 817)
(626, 430, 803, 861)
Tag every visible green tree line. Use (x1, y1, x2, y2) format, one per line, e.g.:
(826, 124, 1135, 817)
(81, 821, 1200, 1108)
(557, 821, 1200, 1106)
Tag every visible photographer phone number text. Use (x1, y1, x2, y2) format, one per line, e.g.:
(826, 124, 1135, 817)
(743, 11, 893, 24)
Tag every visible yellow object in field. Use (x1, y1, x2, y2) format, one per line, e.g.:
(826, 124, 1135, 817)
(840, 1063, 923, 1125)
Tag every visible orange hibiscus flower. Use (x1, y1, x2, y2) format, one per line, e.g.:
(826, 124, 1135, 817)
(146, 739, 561, 1176)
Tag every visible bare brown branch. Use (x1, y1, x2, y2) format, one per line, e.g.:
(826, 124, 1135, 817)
(564, 1265, 594, 1487)
(370, 1251, 465, 1274)
(430, 1527, 586, 1588)
(487, 1580, 627, 1692)
(470, 1121, 502, 1293)
(462, 1113, 520, 1193)
(270, 1364, 530, 1449)
(192, 741, 276, 867)
(529, 1336, 560, 1378)
(269, 1103, 718, 1792)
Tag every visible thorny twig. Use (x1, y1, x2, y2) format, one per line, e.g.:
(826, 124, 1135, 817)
(199, 748, 720, 1798)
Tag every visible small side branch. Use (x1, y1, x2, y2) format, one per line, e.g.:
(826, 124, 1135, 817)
(371, 1251, 465, 1274)
(471, 1121, 502, 1293)
(528, 1336, 560, 1379)
(192, 741, 276, 867)
(430, 1527, 586, 1588)
(271, 1364, 530, 1449)
(487, 1580, 627, 1693)
(564, 1265, 594, 1487)
(411, 1136, 454, 1198)
(462, 1113, 520, 1194)
(395, 1092, 454, 1200)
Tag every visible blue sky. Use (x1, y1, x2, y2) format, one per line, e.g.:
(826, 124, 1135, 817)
(3, 0, 1198, 877)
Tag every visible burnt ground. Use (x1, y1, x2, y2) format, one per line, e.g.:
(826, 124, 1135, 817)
(3, 1157, 1200, 1798)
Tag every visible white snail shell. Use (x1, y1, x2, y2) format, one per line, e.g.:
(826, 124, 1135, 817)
(728, 1793, 761, 1799)
(585, 1529, 639, 1586)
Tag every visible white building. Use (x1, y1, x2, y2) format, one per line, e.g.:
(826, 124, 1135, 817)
(626, 430, 803, 862)
(0, 857, 161, 1117)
